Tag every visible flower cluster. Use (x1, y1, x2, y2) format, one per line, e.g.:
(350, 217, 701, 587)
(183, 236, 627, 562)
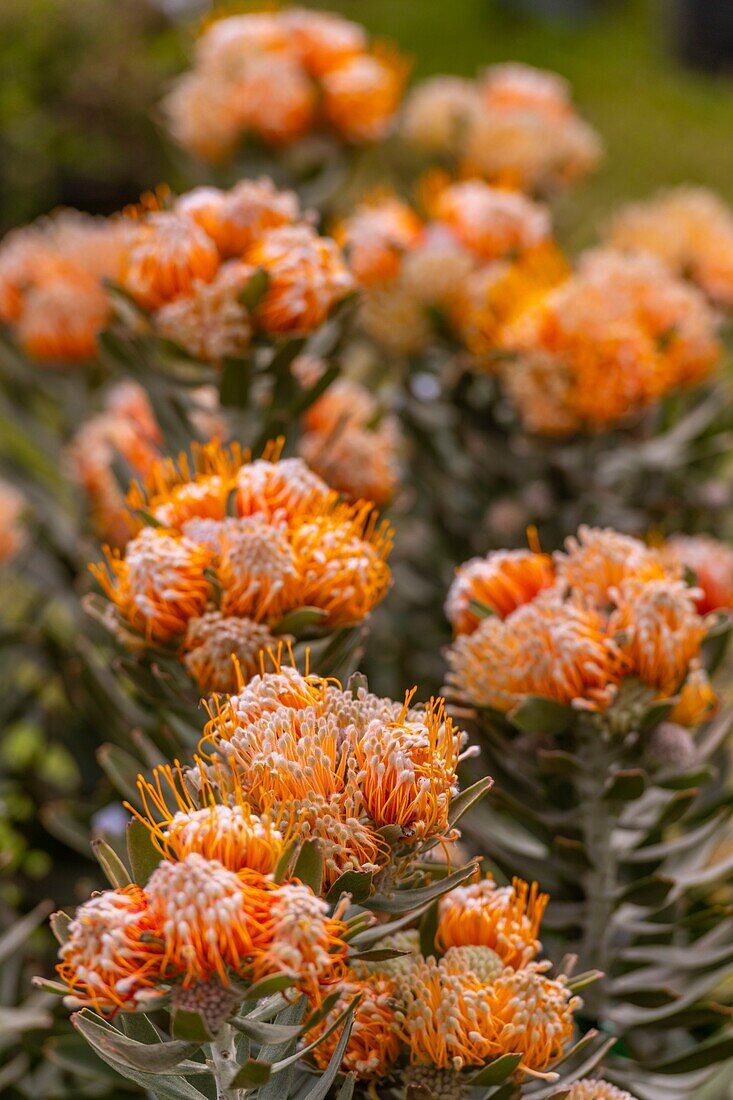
(199, 664, 468, 888)
(309, 872, 582, 1086)
(566, 1084, 637, 1100)
(498, 248, 721, 435)
(401, 62, 602, 194)
(339, 180, 564, 358)
(163, 9, 408, 162)
(91, 441, 393, 693)
(446, 525, 716, 719)
(0, 210, 128, 363)
(297, 373, 401, 505)
(606, 186, 733, 308)
(119, 180, 353, 360)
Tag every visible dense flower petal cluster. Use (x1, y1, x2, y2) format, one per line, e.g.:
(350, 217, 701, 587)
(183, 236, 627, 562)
(117, 182, 353, 356)
(435, 875, 549, 969)
(163, 9, 407, 161)
(402, 62, 601, 193)
(566, 1083, 637, 1100)
(606, 186, 733, 307)
(309, 972, 402, 1079)
(447, 526, 713, 716)
(91, 441, 392, 691)
(0, 210, 129, 363)
(341, 182, 562, 360)
(200, 666, 468, 887)
(665, 534, 733, 614)
(446, 549, 555, 634)
(499, 248, 721, 435)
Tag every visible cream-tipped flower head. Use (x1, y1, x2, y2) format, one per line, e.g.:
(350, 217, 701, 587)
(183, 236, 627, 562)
(566, 1083, 637, 1100)
(338, 197, 422, 286)
(666, 534, 733, 614)
(154, 263, 253, 363)
(446, 549, 555, 635)
(183, 612, 279, 694)
(401, 76, 482, 156)
(121, 212, 220, 310)
(436, 875, 549, 969)
(557, 526, 671, 608)
(309, 972, 402, 1079)
(56, 886, 165, 1014)
(434, 180, 550, 262)
(176, 180, 301, 257)
(252, 882, 348, 991)
(321, 50, 407, 143)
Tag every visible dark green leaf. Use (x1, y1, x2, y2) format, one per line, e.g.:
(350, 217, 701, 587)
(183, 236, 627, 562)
(171, 1009, 212, 1043)
(510, 696, 575, 735)
(368, 861, 479, 913)
(92, 838, 132, 888)
(230, 1059, 272, 1089)
(326, 870, 373, 905)
(604, 769, 647, 802)
(292, 839, 323, 895)
(126, 819, 162, 884)
(469, 1052, 523, 1084)
(239, 268, 271, 311)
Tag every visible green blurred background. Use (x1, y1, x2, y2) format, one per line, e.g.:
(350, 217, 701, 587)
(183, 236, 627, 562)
(3, 0, 733, 246)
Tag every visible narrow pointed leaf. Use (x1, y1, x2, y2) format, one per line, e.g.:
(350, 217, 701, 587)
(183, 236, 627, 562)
(92, 838, 132, 888)
(469, 1052, 523, 1084)
(126, 819, 161, 884)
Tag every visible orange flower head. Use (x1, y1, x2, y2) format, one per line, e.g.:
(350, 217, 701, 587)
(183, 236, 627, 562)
(353, 693, 463, 841)
(217, 516, 301, 621)
(610, 577, 710, 696)
(446, 549, 556, 635)
(206, 662, 324, 742)
(194, 13, 288, 69)
(446, 591, 624, 713)
(566, 1082, 637, 1100)
(322, 51, 406, 143)
(669, 661, 718, 727)
(666, 534, 733, 614)
(285, 9, 367, 76)
(338, 197, 422, 286)
(245, 225, 354, 334)
(0, 480, 25, 564)
(145, 853, 274, 986)
(236, 53, 317, 146)
(401, 76, 482, 157)
(557, 525, 671, 608)
(309, 973, 401, 1079)
(16, 268, 110, 362)
(56, 885, 165, 1014)
(121, 212, 220, 310)
(435, 875, 548, 969)
(183, 612, 279, 693)
(176, 180, 300, 257)
(162, 72, 244, 164)
(235, 455, 331, 524)
(482, 62, 574, 120)
(128, 441, 247, 529)
(251, 882, 348, 991)
(299, 416, 400, 506)
(154, 262, 252, 362)
(92, 527, 213, 643)
(435, 180, 550, 262)
(291, 501, 393, 625)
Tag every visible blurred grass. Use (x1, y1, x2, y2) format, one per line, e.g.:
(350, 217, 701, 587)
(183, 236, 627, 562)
(299, 0, 733, 247)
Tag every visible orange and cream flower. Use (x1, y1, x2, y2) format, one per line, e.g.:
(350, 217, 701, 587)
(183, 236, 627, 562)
(252, 882, 348, 990)
(245, 225, 354, 334)
(609, 577, 710, 696)
(286, 9, 367, 76)
(182, 612, 279, 694)
(401, 76, 482, 156)
(92, 527, 213, 643)
(321, 51, 406, 143)
(435, 875, 548, 969)
(669, 661, 718, 727)
(56, 886, 166, 1014)
(446, 591, 624, 713)
(236, 53, 317, 146)
(338, 197, 422, 286)
(121, 212, 220, 310)
(16, 270, 110, 362)
(665, 534, 733, 614)
(309, 973, 401, 1079)
(557, 526, 670, 609)
(153, 263, 253, 362)
(235, 454, 331, 523)
(566, 1083, 637, 1100)
(176, 180, 301, 257)
(217, 516, 302, 621)
(446, 549, 555, 635)
(434, 180, 550, 262)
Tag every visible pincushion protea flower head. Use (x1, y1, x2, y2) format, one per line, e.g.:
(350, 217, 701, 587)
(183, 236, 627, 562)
(56, 885, 166, 1013)
(175, 180, 301, 257)
(309, 972, 402, 1079)
(337, 196, 422, 287)
(182, 612, 279, 693)
(252, 882, 348, 992)
(566, 1083, 637, 1100)
(0, 210, 128, 362)
(435, 875, 549, 969)
(557, 525, 670, 609)
(433, 180, 551, 262)
(446, 591, 625, 713)
(121, 212, 220, 310)
(163, 9, 407, 160)
(606, 186, 733, 308)
(446, 549, 555, 635)
(665, 534, 733, 614)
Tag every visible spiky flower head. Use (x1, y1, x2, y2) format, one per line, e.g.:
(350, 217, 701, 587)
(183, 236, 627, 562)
(56, 886, 165, 1014)
(153, 263, 253, 362)
(434, 180, 550, 262)
(436, 876, 548, 969)
(121, 212, 220, 310)
(441, 945, 504, 985)
(666, 534, 733, 614)
(557, 526, 670, 608)
(182, 612, 279, 694)
(321, 50, 407, 142)
(566, 1082, 637, 1100)
(338, 197, 422, 286)
(446, 549, 555, 635)
(309, 972, 402, 1079)
(446, 591, 624, 713)
(252, 882, 348, 992)
(176, 180, 301, 257)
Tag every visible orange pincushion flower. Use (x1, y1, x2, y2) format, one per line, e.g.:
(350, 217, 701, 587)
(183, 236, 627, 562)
(286, 10, 367, 76)
(183, 612, 279, 693)
(145, 853, 274, 986)
(153, 262, 253, 363)
(245, 225, 354, 334)
(557, 526, 670, 608)
(251, 882, 348, 991)
(92, 527, 213, 643)
(447, 592, 624, 713)
(57, 886, 166, 1014)
(309, 973, 401, 1079)
(566, 1081, 637, 1100)
(16, 269, 110, 362)
(669, 662, 718, 727)
(217, 517, 301, 621)
(121, 212, 220, 310)
(291, 501, 393, 625)
(322, 52, 406, 143)
(236, 53, 317, 146)
(128, 441, 249, 529)
(338, 197, 422, 286)
(609, 576, 709, 696)
(353, 694, 462, 840)
(666, 534, 733, 614)
(235, 454, 331, 523)
(436, 875, 548, 969)
(446, 549, 555, 635)
(435, 180, 550, 262)
(176, 181, 300, 257)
